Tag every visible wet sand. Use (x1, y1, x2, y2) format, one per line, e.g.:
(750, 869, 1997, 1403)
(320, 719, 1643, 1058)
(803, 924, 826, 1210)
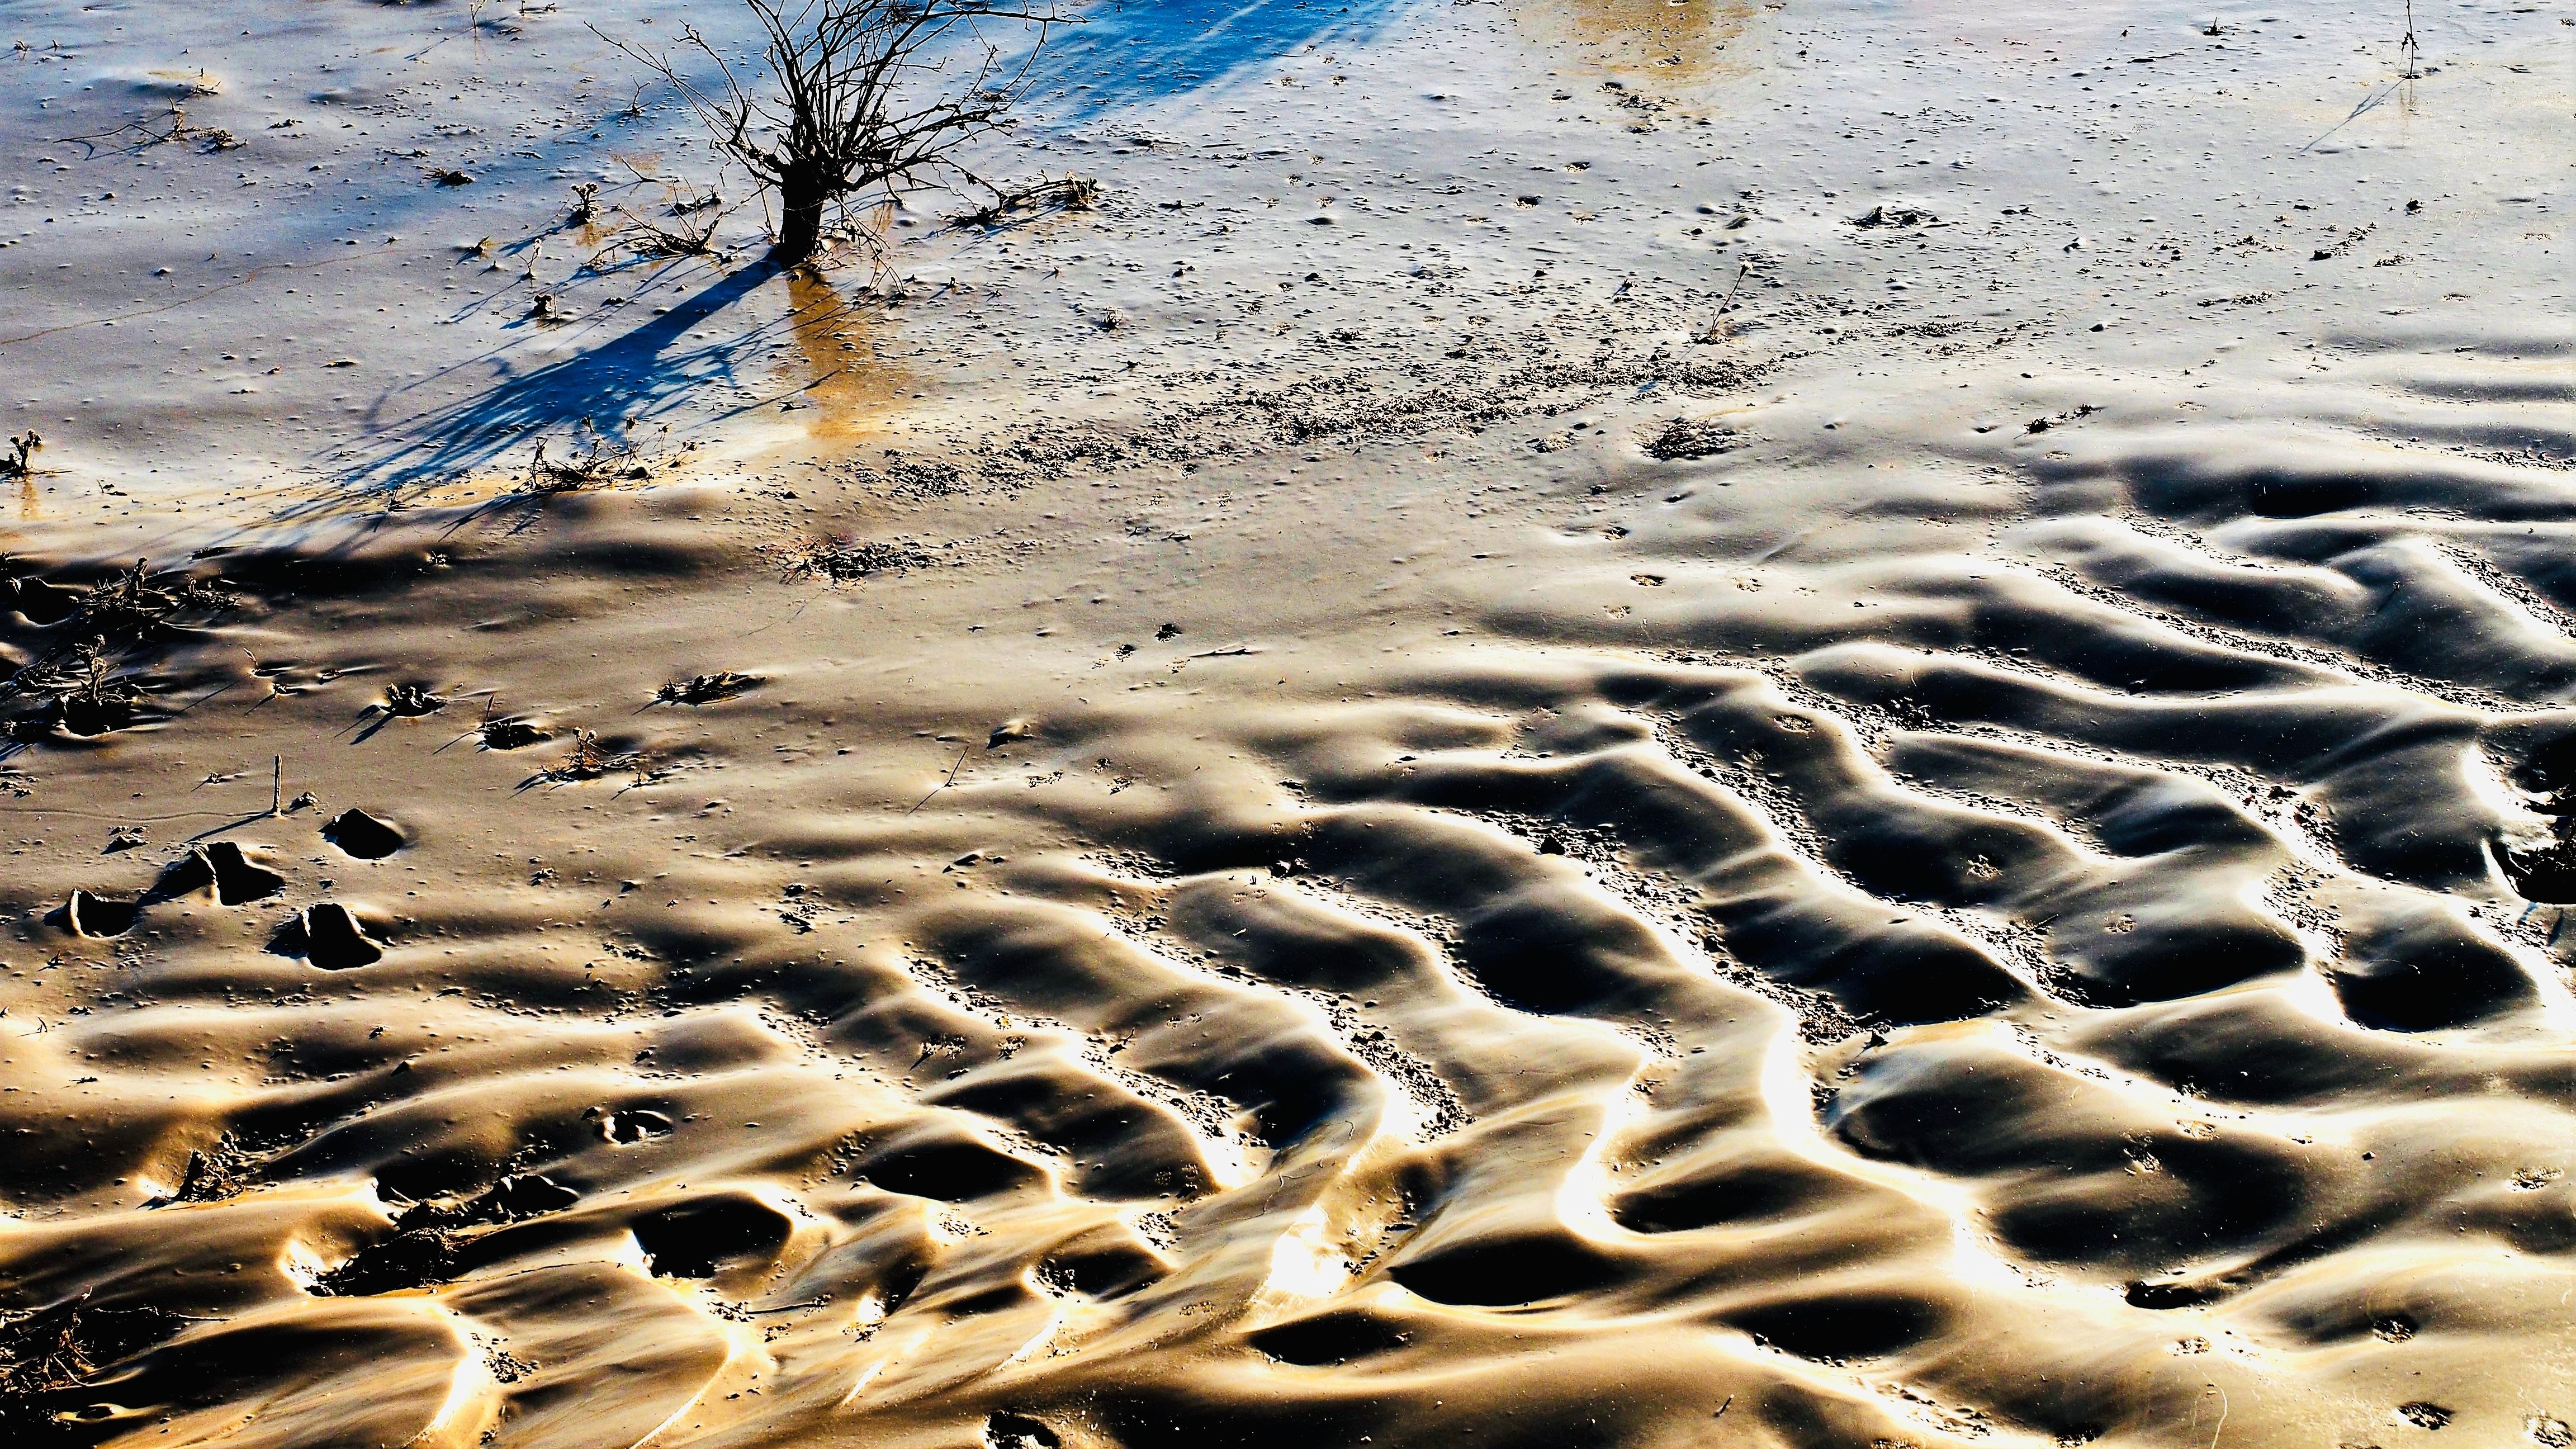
(4, 1, 2576, 1446)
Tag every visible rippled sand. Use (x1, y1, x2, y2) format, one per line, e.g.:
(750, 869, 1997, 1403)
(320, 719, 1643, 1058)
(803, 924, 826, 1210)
(4, 1, 2575, 1446)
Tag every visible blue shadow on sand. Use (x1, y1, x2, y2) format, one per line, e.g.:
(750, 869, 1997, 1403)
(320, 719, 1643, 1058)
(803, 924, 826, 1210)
(320, 261, 787, 504)
(1034, 0, 1407, 109)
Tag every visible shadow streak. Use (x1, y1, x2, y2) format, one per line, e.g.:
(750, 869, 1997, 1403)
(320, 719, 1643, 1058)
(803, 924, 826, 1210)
(318, 262, 786, 505)
(1038, 0, 1410, 109)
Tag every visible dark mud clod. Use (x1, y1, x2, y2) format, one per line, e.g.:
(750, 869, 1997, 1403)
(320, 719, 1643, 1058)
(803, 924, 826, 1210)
(155, 841, 284, 906)
(600, 1109, 675, 1145)
(316, 1172, 580, 1298)
(467, 696, 553, 751)
(983, 1412, 1062, 1449)
(2122, 1278, 2231, 1310)
(489, 1172, 581, 1218)
(480, 717, 553, 750)
(629, 1195, 793, 1278)
(274, 902, 384, 969)
(56, 692, 142, 737)
(146, 1132, 264, 1207)
(62, 888, 139, 939)
(321, 808, 404, 860)
(315, 1227, 464, 1298)
(4, 575, 83, 625)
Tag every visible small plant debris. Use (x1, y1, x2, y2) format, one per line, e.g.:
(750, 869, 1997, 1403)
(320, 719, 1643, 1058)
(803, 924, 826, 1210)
(2024, 404, 2101, 435)
(1853, 203, 1937, 228)
(472, 698, 553, 751)
(13, 641, 150, 737)
(5, 556, 231, 640)
(2, 555, 231, 740)
(525, 422, 649, 491)
(0, 1294, 191, 1439)
(149, 1132, 264, 1206)
(1, 430, 39, 479)
(535, 730, 648, 786)
(56, 103, 239, 158)
(1689, 263, 1754, 344)
(956, 174, 1100, 227)
(1643, 415, 1742, 461)
(621, 210, 721, 257)
(2396, 1403, 2454, 1432)
(382, 683, 448, 717)
(656, 671, 764, 705)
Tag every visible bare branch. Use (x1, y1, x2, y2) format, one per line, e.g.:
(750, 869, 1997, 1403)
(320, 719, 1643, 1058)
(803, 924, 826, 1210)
(599, 0, 1073, 266)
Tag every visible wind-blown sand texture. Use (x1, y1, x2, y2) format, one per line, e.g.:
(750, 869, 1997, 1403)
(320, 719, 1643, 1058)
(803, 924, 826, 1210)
(4, 1, 2575, 1446)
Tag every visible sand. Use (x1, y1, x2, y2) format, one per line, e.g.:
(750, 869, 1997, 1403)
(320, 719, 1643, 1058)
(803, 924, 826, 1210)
(4, 0, 2576, 1446)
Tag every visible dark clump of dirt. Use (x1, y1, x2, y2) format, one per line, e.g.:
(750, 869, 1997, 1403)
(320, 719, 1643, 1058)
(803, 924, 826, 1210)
(480, 717, 553, 750)
(2123, 1278, 2233, 1310)
(467, 698, 553, 751)
(153, 841, 283, 906)
(1852, 204, 1937, 228)
(1642, 415, 1741, 461)
(2496, 825, 2576, 903)
(0, 1294, 191, 1445)
(983, 1412, 1063, 1449)
(321, 808, 404, 860)
(316, 1173, 582, 1297)
(598, 1108, 675, 1145)
(271, 902, 384, 970)
(60, 889, 138, 939)
(146, 1132, 272, 1208)
(2397, 1402, 2454, 1431)
(629, 1194, 793, 1278)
